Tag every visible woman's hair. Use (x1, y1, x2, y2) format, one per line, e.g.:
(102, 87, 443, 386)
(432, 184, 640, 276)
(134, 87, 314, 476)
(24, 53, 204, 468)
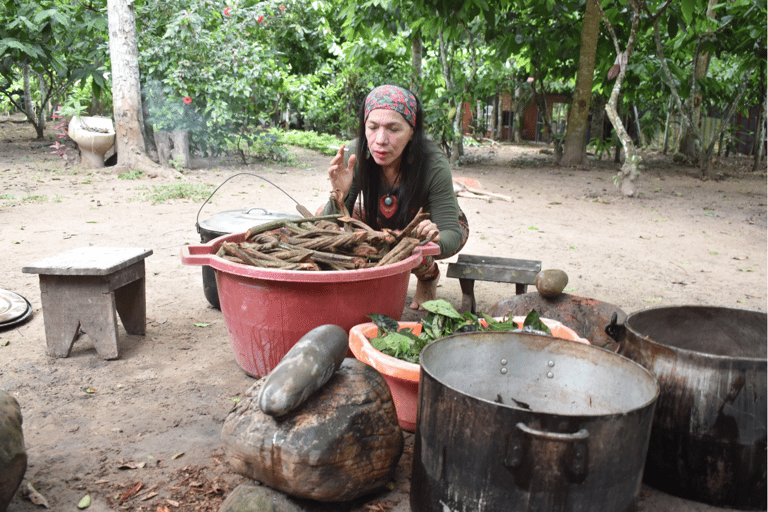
(355, 85, 428, 230)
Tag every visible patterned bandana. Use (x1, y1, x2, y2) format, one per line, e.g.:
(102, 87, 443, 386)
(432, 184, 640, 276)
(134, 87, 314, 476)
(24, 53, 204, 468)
(364, 85, 418, 127)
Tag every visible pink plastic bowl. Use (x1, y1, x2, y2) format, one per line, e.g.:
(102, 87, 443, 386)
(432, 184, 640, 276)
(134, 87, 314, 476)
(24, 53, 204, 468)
(349, 318, 588, 432)
(181, 232, 439, 377)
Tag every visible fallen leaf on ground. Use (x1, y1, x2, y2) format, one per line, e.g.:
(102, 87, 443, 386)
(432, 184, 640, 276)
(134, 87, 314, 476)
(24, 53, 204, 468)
(118, 461, 146, 470)
(77, 494, 90, 509)
(26, 483, 50, 508)
(119, 481, 143, 502)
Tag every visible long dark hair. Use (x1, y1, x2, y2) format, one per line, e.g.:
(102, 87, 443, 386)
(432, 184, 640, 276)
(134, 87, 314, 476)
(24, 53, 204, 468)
(355, 85, 428, 230)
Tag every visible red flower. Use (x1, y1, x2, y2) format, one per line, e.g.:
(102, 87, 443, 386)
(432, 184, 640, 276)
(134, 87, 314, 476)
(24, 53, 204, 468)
(223, 6, 231, 16)
(257, 15, 264, 23)
(183, 96, 193, 105)
(279, 4, 285, 13)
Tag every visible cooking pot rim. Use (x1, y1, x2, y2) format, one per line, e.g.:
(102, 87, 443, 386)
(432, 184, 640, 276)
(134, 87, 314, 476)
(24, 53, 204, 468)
(625, 305, 767, 362)
(420, 331, 660, 418)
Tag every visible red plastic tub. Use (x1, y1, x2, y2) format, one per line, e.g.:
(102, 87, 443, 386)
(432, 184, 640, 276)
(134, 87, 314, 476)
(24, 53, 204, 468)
(181, 232, 439, 377)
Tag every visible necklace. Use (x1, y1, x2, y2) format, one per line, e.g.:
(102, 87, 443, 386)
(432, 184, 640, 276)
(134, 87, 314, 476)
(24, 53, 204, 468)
(380, 169, 401, 219)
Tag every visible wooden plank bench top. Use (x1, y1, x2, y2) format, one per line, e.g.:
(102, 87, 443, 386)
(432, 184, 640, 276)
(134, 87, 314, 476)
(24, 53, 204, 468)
(23, 247, 153, 360)
(446, 254, 541, 314)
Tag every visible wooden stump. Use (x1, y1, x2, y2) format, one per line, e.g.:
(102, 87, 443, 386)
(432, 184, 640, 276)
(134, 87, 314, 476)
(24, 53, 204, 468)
(222, 358, 403, 502)
(153, 130, 171, 167)
(170, 129, 190, 168)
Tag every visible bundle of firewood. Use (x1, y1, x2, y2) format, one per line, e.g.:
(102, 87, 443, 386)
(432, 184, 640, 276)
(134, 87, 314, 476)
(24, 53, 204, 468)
(216, 197, 431, 271)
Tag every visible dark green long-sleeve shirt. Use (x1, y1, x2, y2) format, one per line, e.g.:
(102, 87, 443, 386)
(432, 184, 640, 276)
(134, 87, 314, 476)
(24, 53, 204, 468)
(323, 139, 463, 258)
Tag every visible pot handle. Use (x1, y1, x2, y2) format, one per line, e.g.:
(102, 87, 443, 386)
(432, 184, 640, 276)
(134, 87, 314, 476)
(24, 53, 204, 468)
(196, 172, 305, 229)
(604, 312, 627, 351)
(505, 422, 589, 478)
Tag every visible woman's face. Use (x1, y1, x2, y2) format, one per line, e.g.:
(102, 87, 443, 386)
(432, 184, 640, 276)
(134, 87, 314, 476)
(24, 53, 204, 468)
(365, 109, 414, 171)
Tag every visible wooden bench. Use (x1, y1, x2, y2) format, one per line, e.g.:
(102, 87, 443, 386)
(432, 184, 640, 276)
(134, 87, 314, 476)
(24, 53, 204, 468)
(23, 247, 153, 360)
(446, 254, 542, 314)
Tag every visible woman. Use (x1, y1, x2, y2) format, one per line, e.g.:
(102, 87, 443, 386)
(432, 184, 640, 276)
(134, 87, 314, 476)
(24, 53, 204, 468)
(323, 84, 469, 310)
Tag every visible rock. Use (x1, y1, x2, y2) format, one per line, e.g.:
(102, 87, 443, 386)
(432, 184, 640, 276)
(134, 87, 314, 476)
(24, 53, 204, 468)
(535, 269, 568, 298)
(222, 358, 403, 502)
(0, 390, 26, 512)
(487, 292, 627, 351)
(218, 483, 348, 512)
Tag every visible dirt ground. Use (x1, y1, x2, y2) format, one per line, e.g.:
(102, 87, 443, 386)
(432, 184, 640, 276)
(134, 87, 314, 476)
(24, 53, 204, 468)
(0, 114, 766, 512)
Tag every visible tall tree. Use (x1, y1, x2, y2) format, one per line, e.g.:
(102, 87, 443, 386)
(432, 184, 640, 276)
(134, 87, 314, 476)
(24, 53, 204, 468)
(107, 0, 152, 169)
(560, 0, 602, 166)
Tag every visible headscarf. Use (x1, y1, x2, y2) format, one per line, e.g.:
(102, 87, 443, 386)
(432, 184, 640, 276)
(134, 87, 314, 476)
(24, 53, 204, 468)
(364, 85, 418, 127)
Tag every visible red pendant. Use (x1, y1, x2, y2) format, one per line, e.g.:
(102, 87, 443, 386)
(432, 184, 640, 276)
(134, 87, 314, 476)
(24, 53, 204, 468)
(380, 194, 397, 218)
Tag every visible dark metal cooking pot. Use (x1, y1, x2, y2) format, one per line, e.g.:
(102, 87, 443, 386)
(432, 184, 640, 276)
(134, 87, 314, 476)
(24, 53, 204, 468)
(197, 207, 301, 308)
(411, 331, 660, 512)
(195, 173, 303, 308)
(619, 305, 767, 510)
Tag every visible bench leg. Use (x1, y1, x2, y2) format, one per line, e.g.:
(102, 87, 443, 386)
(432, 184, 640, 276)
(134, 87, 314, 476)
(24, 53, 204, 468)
(516, 284, 527, 295)
(115, 277, 146, 335)
(458, 278, 476, 314)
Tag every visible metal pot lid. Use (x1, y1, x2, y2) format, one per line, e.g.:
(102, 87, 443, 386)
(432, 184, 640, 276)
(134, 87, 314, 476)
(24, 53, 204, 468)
(197, 207, 302, 236)
(0, 289, 32, 327)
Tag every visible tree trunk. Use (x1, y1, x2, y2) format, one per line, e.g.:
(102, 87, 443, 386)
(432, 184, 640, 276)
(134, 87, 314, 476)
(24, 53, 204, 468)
(560, 0, 601, 167)
(22, 64, 45, 139)
(514, 84, 524, 142)
(662, 96, 673, 154)
(108, 0, 151, 170)
(753, 88, 766, 173)
(700, 68, 753, 179)
(677, 0, 717, 162)
(410, 37, 422, 94)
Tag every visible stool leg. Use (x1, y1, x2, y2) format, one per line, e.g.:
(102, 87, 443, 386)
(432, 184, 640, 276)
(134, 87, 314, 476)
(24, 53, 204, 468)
(458, 278, 476, 314)
(39, 277, 81, 358)
(114, 277, 146, 335)
(79, 291, 120, 360)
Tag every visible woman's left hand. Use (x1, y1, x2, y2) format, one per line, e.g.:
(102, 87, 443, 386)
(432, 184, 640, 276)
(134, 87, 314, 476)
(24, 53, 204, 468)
(415, 219, 440, 244)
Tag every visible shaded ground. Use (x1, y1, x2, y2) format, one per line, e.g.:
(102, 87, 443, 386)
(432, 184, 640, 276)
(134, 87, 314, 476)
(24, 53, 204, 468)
(0, 115, 765, 511)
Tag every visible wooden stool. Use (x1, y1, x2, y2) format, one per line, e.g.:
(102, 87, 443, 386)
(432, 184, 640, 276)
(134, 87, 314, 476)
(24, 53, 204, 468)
(23, 247, 153, 359)
(446, 254, 541, 314)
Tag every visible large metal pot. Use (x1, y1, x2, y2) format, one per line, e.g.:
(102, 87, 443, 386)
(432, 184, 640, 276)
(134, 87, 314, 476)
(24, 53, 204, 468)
(195, 173, 303, 309)
(411, 331, 660, 512)
(619, 305, 767, 510)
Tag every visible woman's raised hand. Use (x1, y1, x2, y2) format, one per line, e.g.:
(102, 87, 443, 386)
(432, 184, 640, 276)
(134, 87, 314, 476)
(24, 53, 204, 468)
(328, 145, 356, 200)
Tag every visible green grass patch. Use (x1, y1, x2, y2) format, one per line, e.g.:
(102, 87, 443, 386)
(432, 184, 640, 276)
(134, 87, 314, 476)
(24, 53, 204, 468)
(118, 169, 147, 180)
(133, 183, 215, 204)
(2, 194, 48, 207)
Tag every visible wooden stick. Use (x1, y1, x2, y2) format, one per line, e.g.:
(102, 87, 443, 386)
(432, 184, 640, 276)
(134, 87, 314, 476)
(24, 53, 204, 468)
(394, 208, 429, 244)
(375, 237, 418, 267)
(245, 214, 341, 239)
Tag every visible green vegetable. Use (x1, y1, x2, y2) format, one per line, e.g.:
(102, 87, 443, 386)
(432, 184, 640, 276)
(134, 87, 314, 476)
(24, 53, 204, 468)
(367, 300, 551, 364)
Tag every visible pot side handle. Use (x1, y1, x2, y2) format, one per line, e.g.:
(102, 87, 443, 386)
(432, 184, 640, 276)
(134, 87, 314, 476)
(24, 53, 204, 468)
(505, 423, 590, 479)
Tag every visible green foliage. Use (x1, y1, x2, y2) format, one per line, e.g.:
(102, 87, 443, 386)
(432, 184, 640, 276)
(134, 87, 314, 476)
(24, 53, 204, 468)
(278, 129, 345, 155)
(367, 300, 550, 364)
